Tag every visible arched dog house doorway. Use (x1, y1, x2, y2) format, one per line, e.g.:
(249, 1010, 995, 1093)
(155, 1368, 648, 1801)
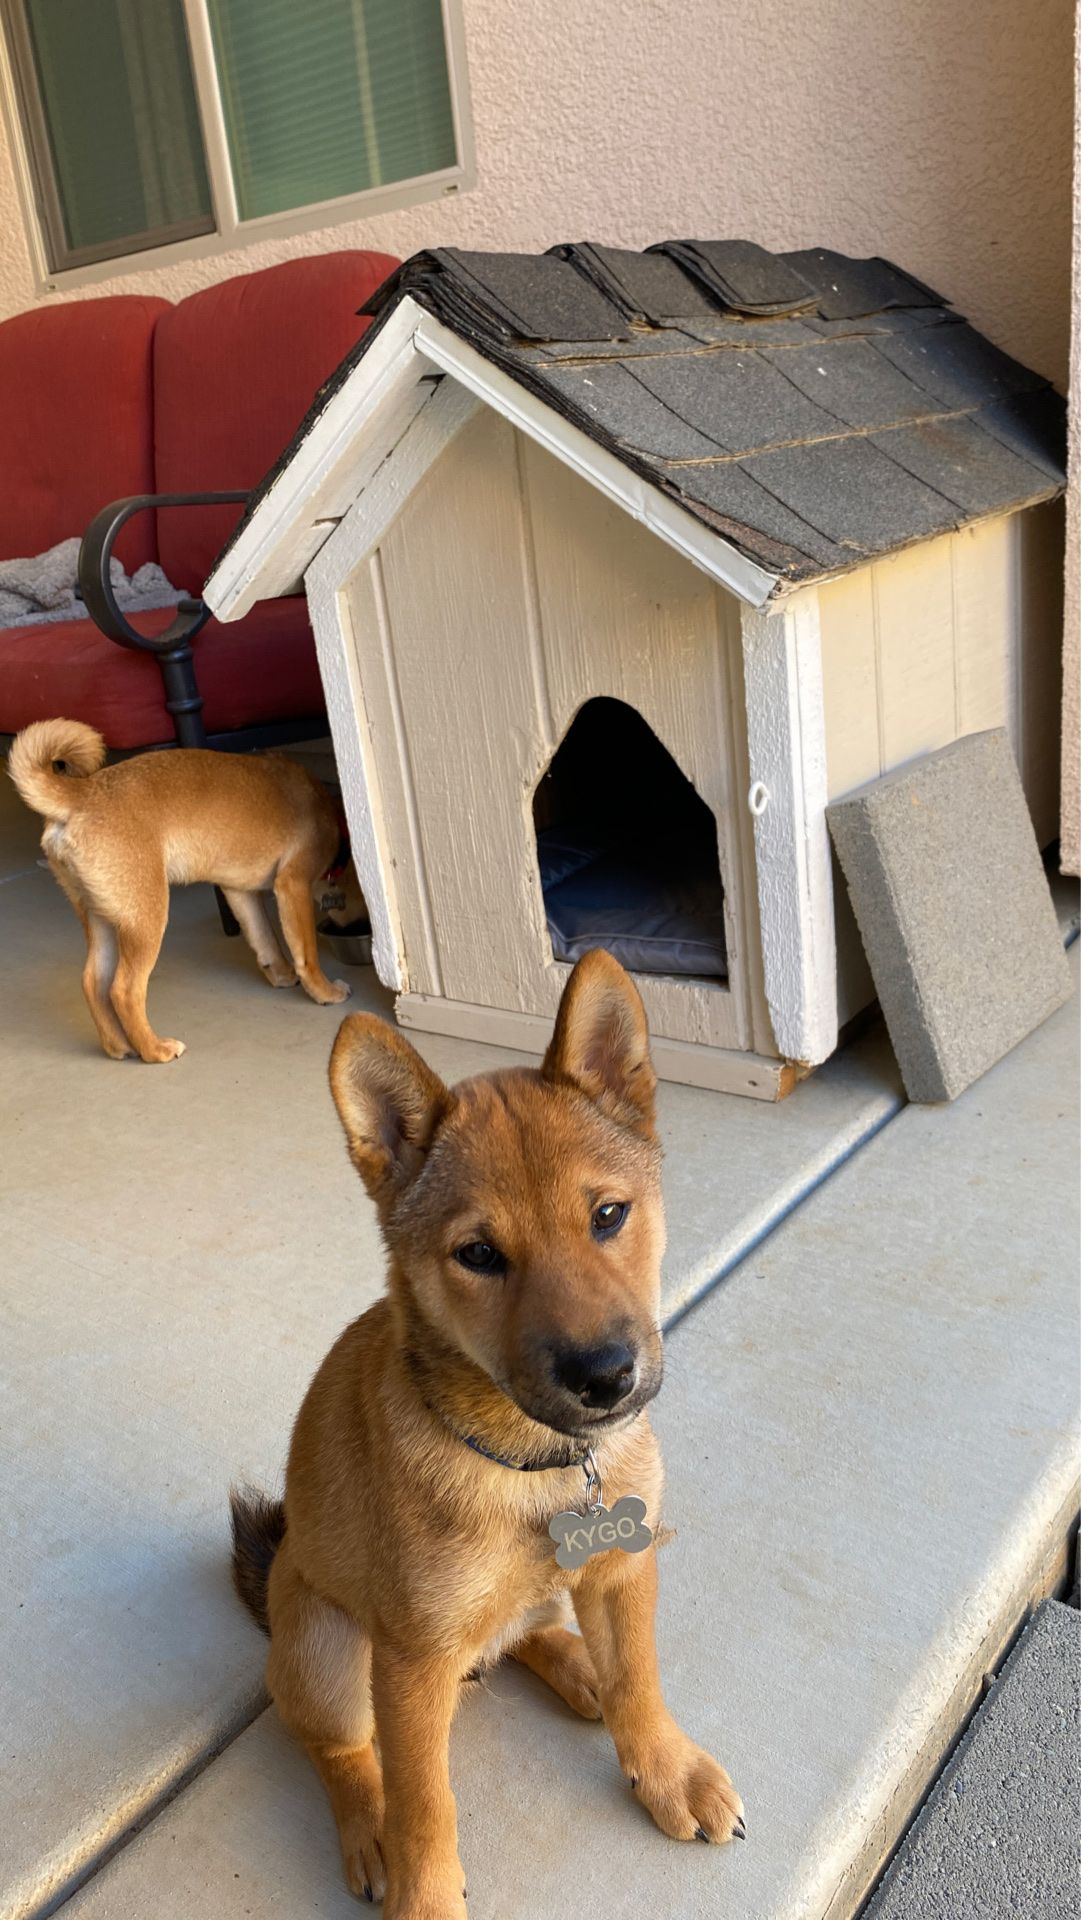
(533, 697, 728, 983)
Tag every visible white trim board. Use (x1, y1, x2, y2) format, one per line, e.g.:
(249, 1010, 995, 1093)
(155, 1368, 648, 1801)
(303, 377, 484, 992)
(309, 376, 481, 588)
(395, 993, 796, 1100)
(205, 300, 431, 620)
(740, 590, 838, 1066)
(203, 295, 782, 622)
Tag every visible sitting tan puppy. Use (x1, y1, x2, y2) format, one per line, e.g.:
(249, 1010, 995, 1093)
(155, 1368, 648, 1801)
(232, 950, 744, 1918)
(9, 717, 354, 1063)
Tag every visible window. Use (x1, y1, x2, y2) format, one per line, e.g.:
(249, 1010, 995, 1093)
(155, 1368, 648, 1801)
(0, 0, 471, 285)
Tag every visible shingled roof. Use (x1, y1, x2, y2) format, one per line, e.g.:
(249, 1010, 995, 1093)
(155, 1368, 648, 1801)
(211, 240, 1067, 602)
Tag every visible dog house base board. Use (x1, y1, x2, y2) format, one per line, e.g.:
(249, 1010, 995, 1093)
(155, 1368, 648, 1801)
(396, 991, 796, 1100)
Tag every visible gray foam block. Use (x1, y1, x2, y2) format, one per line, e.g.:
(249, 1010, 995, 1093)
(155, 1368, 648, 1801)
(863, 1600, 1081, 1920)
(827, 729, 1072, 1101)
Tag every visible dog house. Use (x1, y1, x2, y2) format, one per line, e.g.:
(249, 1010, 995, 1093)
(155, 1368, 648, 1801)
(204, 240, 1066, 1099)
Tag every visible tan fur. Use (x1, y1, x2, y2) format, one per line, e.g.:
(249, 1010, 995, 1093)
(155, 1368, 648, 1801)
(235, 951, 743, 1918)
(8, 718, 359, 1063)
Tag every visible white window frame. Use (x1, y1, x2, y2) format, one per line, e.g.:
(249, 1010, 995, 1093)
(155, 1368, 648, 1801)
(0, 0, 475, 294)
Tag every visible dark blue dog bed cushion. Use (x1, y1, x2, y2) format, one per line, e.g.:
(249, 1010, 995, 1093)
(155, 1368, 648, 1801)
(537, 827, 728, 980)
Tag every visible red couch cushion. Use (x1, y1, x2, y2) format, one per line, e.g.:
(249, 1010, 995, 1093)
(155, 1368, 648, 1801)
(0, 295, 168, 574)
(153, 251, 399, 592)
(0, 598, 324, 749)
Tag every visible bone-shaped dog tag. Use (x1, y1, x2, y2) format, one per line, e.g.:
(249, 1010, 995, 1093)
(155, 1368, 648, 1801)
(549, 1494, 653, 1570)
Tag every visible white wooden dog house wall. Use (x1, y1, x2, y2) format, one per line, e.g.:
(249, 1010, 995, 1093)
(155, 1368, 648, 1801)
(205, 241, 1067, 1100)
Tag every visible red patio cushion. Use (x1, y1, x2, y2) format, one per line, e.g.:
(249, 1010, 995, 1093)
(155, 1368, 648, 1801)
(0, 597, 324, 750)
(153, 250, 399, 592)
(0, 295, 168, 574)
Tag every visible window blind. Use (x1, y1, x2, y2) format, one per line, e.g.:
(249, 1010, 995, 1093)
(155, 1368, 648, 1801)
(206, 0, 457, 222)
(22, 0, 213, 265)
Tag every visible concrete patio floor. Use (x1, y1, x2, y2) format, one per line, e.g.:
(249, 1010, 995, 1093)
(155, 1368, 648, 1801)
(0, 760, 1077, 1920)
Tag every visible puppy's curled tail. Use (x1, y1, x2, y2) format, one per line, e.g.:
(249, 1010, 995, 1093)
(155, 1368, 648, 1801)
(8, 718, 106, 819)
(229, 1485, 286, 1635)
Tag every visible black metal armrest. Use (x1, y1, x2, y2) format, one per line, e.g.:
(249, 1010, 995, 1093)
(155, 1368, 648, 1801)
(78, 492, 249, 654)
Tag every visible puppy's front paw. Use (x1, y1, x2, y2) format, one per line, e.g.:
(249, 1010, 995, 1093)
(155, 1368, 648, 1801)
(340, 1817, 386, 1904)
(628, 1730, 744, 1844)
(325, 978, 352, 1004)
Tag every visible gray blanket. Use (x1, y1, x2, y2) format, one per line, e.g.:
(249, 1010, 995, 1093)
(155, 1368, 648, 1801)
(0, 537, 183, 627)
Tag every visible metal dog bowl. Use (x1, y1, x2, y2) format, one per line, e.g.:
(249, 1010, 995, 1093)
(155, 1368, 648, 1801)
(318, 917, 373, 967)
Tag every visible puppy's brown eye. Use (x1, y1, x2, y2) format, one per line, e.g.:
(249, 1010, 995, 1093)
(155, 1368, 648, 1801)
(592, 1201, 628, 1238)
(455, 1241, 506, 1275)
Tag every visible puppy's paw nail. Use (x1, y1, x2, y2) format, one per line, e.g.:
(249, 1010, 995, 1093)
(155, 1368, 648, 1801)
(363, 1886, 372, 1903)
(695, 1825, 710, 1843)
(630, 1773, 639, 1790)
(733, 1817, 747, 1840)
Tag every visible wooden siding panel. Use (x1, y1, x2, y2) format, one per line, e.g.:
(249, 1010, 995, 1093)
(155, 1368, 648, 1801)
(520, 433, 748, 1051)
(378, 407, 553, 1010)
(873, 538, 958, 769)
(817, 568, 880, 800)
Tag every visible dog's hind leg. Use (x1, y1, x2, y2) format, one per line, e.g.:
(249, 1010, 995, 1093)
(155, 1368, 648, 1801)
(82, 913, 134, 1059)
(47, 856, 132, 1059)
(514, 1623, 603, 1720)
(273, 862, 351, 1006)
(267, 1544, 385, 1902)
(220, 888, 297, 988)
(110, 882, 184, 1064)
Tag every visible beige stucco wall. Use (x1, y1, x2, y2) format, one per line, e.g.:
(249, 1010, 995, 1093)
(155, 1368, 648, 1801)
(1062, 15, 1080, 875)
(0, 0, 1073, 388)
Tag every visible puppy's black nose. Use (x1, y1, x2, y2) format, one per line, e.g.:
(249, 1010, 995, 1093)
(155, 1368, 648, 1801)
(553, 1342, 637, 1410)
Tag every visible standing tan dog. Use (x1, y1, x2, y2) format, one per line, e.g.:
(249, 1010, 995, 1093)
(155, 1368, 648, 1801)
(231, 950, 744, 1919)
(8, 717, 353, 1062)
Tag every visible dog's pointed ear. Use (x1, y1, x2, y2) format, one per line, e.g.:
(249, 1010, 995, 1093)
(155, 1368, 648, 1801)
(543, 949, 656, 1136)
(329, 1015, 451, 1200)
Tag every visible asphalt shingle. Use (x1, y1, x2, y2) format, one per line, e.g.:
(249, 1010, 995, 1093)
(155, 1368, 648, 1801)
(664, 460, 850, 572)
(653, 239, 818, 316)
(872, 321, 1047, 410)
(435, 249, 629, 342)
(780, 248, 944, 319)
(629, 351, 837, 455)
(537, 360, 722, 459)
(871, 415, 1054, 516)
(764, 336, 946, 429)
(744, 435, 958, 551)
(551, 244, 717, 325)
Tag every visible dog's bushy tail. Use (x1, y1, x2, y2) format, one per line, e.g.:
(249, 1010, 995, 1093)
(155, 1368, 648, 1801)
(229, 1485, 286, 1635)
(8, 718, 106, 820)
